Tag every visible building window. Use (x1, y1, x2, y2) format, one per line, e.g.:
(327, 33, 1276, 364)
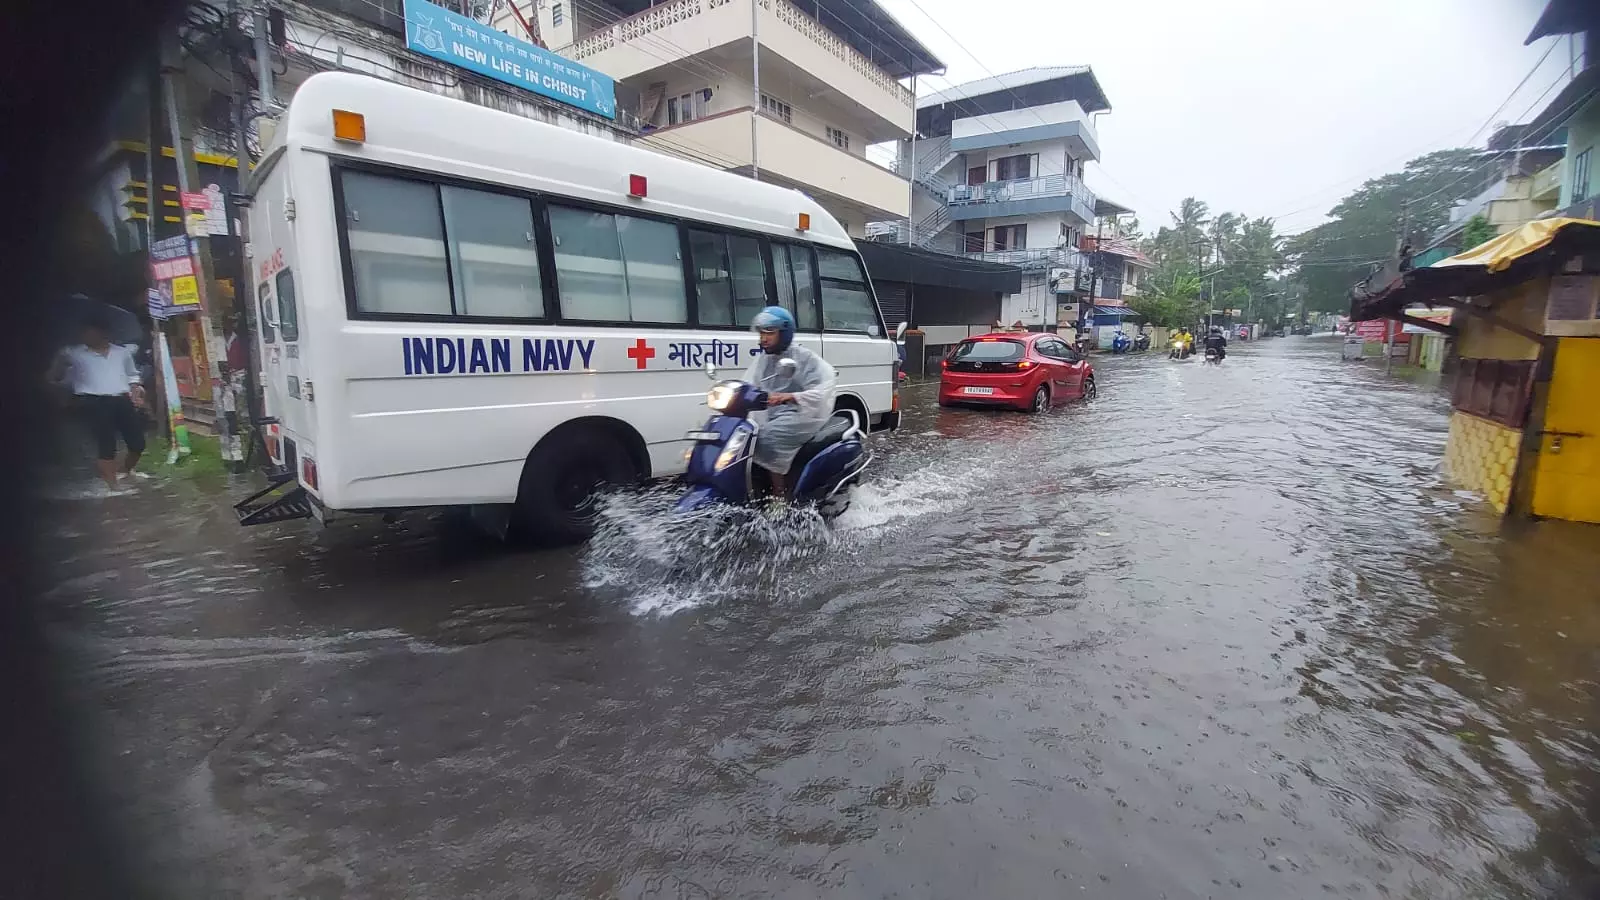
(1574, 148, 1593, 203)
(667, 91, 705, 126)
(993, 154, 1036, 181)
(826, 126, 850, 150)
(1452, 358, 1537, 428)
(991, 224, 1027, 251)
(760, 93, 792, 124)
(551, 1, 563, 25)
(964, 231, 984, 252)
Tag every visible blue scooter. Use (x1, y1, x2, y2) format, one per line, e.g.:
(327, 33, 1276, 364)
(1111, 331, 1131, 354)
(676, 359, 871, 518)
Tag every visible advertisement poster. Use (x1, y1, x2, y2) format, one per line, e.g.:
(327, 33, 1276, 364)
(149, 234, 203, 317)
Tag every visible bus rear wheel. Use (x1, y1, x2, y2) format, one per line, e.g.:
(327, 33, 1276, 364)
(513, 428, 638, 545)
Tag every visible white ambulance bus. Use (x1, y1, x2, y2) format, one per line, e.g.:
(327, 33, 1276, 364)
(237, 72, 903, 542)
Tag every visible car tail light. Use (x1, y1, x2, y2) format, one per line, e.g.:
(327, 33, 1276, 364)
(302, 456, 319, 490)
(940, 358, 950, 370)
(1017, 360, 1034, 369)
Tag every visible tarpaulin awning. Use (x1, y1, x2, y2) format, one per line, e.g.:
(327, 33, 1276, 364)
(1432, 217, 1593, 272)
(1350, 218, 1600, 321)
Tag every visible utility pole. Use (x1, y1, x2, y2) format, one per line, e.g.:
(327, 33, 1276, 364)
(750, 0, 760, 182)
(161, 38, 230, 454)
(253, 2, 274, 108)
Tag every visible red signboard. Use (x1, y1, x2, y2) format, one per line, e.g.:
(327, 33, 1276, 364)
(180, 191, 211, 210)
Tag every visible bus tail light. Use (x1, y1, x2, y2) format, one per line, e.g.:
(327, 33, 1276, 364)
(628, 174, 647, 198)
(302, 456, 319, 490)
(332, 109, 366, 143)
(265, 423, 281, 460)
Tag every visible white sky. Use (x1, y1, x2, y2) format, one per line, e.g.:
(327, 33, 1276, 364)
(874, 0, 1574, 235)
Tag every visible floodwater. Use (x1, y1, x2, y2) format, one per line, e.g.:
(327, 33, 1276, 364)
(39, 336, 1600, 898)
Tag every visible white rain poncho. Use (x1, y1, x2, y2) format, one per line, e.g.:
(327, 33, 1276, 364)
(743, 342, 837, 474)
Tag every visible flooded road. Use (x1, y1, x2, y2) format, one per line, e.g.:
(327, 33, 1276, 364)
(42, 336, 1600, 898)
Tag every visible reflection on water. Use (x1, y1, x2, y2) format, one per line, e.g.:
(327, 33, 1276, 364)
(39, 336, 1600, 898)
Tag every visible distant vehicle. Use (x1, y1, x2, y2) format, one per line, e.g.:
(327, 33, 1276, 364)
(1236, 325, 1250, 340)
(938, 332, 1096, 413)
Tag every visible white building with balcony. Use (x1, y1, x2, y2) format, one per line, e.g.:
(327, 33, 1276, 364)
(495, 0, 943, 236)
(871, 67, 1125, 328)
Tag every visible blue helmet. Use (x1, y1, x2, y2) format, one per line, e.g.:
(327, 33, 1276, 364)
(751, 305, 795, 353)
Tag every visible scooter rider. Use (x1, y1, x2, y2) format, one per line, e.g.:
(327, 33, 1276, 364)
(1204, 326, 1228, 360)
(744, 306, 837, 498)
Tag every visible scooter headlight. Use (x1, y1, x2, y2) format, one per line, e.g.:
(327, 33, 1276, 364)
(715, 429, 750, 472)
(707, 382, 740, 412)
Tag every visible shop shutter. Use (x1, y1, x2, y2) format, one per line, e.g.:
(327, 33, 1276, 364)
(875, 281, 908, 327)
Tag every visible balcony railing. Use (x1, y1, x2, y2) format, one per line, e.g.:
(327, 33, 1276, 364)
(569, 0, 913, 109)
(768, 0, 913, 108)
(964, 246, 1086, 271)
(1532, 160, 1562, 200)
(944, 173, 1096, 223)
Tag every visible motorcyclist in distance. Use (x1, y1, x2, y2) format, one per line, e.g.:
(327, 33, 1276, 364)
(1204, 326, 1228, 361)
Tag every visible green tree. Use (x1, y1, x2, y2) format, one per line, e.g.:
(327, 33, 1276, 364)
(1460, 214, 1496, 250)
(1129, 271, 1203, 328)
(1286, 148, 1485, 312)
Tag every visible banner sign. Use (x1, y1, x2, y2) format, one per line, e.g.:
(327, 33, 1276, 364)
(404, 0, 616, 120)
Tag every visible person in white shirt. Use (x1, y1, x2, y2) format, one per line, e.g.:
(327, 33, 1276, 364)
(50, 314, 148, 492)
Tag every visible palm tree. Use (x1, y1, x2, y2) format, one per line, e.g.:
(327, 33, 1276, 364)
(1169, 197, 1210, 269)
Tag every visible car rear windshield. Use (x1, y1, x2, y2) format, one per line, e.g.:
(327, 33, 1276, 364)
(952, 339, 1025, 362)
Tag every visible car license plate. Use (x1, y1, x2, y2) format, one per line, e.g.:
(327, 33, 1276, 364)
(685, 430, 720, 441)
(963, 386, 995, 395)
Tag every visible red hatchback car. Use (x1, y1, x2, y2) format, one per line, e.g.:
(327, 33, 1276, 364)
(938, 332, 1097, 412)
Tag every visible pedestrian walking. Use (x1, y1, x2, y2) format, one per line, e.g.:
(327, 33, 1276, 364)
(50, 312, 149, 495)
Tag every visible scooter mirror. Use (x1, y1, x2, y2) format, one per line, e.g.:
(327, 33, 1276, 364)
(704, 361, 717, 380)
(895, 321, 909, 342)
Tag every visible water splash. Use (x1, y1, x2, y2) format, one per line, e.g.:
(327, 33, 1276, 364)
(583, 458, 991, 615)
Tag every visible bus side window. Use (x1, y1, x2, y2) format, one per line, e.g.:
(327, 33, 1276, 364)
(774, 244, 819, 332)
(257, 281, 275, 343)
(276, 269, 299, 342)
(816, 248, 882, 336)
(688, 229, 733, 326)
(688, 229, 769, 328)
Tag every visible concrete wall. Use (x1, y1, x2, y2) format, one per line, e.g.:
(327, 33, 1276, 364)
(1559, 95, 1600, 209)
(1443, 412, 1521, 514)
(1455, 282, 1546, 361)
(959, 137, 1077, 183)
(644, 66, 874, 159)
(952, 100, 1092, 141)
(969, 213, 1075, 251)
(641, 110, 909, 219)
(999, 273, 1055, 328)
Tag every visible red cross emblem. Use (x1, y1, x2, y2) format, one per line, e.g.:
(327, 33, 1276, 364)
(626, 338, 656, 369)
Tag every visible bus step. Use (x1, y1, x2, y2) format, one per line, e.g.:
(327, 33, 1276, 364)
(234, 475, 314, 526)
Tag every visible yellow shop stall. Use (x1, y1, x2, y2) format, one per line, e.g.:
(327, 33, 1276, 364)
(1351, 219, 1600, 525)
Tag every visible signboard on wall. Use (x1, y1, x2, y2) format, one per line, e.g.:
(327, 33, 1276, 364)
(404, 0, 616, 119)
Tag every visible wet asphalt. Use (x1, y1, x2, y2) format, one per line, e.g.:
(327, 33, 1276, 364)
(39, 335, 1600, 898)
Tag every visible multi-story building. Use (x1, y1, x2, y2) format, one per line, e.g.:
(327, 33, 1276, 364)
(1520, 0, 1599, 220)
(496, 0, 944, 236)
(1426, 124, 1566, 252)
(873, 67, 1127, 329)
